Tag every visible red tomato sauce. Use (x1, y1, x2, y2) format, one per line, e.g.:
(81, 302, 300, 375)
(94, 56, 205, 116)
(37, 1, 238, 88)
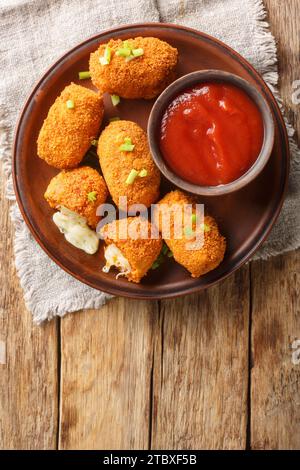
(159, 82, 264, 186)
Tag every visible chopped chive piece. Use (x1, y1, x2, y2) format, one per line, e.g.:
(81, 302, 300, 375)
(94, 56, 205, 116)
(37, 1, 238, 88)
(99, 46, 111, 65)
(125, 169, 138, 185)
(66, 100, 74, 109)
(111, 94, 120, 106)
(78, 71, 91, 80)
(116, 47, 131, 57)
(125, 48, 144, 62)
(87, 191, 97, 202)
(132, 48, 144, 57)
(201, 223, 211, 232)
(167, 251, 173, 258)
(119, 137, 134, 152)
(104, 46, 111, 62)
(191, 213, 197, 224)
(184, 226, 194, 237)
(120, 143, 135, 151)
(139, 169, 148, 177)
(123, 40, 130, 48)
(151, 260, 160, 270)
(109, 116, 120, 122)
(91, 139, 98, 147)
(162, 244, 168, 255)
(125, 55, 135, 62)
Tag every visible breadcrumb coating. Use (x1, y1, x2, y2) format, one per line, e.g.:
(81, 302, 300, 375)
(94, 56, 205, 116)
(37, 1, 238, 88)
(37, 83, 104, 169)
(44, 166, 108, 229)
(89, 37, 178, 99)
(154, 190, 226, 277)
(97, 120, 160, 209)
(101, 217, 162, 283)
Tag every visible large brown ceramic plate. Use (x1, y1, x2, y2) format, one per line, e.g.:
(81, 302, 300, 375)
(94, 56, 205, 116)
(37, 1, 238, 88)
(13, 23, 289, 299)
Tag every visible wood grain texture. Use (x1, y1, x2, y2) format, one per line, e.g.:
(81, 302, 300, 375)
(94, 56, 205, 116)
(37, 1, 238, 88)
(0, 165, 58, 449)
(249, 0, 300, 450)
(250, 254, 300, 449)
(59, 298, 158, 450)
(152, 267, 250, 450)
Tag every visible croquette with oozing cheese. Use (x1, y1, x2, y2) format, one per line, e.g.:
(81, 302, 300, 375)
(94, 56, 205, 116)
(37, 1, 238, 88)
(154, 190, 226, 277)
(97, 120, 160, 209)
(89, 37, 178, 99)
(44, 166, 108, 229)
(37, 83, 104, 169)
(100, 217, 162, 283)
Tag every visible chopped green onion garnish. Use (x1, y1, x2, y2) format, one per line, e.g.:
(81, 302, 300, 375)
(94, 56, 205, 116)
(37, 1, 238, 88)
(184, 226, 194, 237)
(78, 71, 91, 80)
(151, 260, 160, 270)
(125, 48, 144, 62)
(109, 116, 120, 122)
(111, 94, 120, 106)
(167, 251, 173, 258)
(87, 191, 97, 202)
(123, 40, 130, 48)
(125, 169, 139, 185)
(125, 55, 135, 62)
(66, 100, 74, 109)
(119, 137, 135, 152)
(162, 244, 168, 255)
(191, 213, 197, 224)
(201, 223, 211, 232)
(132, 48, 144, 57)
(120, 143, 135, 151)
(91, 139, 98, 147)
(99, 46, 111, 65)
(139, 169, 148, 177)
(116, 47, 131, 57)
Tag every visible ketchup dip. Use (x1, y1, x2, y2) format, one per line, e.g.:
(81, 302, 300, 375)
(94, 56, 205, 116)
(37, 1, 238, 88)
(159, 82, 264, 186)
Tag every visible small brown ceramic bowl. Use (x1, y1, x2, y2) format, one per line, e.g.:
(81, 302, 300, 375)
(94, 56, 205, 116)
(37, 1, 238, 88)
(148, 70, 275, 197)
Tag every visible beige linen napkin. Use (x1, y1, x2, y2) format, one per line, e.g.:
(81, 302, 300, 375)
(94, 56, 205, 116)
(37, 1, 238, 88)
(0, 0, 299, 322)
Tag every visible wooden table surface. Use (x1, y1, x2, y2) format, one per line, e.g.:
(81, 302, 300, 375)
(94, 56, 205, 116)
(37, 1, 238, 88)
(0, 0, 299, 450)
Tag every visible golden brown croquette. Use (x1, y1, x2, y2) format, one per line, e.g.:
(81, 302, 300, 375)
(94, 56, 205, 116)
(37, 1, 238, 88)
(44, 166, 108, 229)
(100, 217, 162, 283)
(97, 120, 160, 209)
(154, 190, 226, 277)
(89, 37, 178, 99)
(37, 83, 104, 169)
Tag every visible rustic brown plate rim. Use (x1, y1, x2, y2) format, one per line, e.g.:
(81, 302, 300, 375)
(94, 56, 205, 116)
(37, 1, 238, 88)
(12, 22, 290, 300)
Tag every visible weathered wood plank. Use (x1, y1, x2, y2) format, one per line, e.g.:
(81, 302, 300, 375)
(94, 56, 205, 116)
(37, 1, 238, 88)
(251, 253, 300, 449)
(152, 267, 250, 449)
(0, 165, 58, 449)
(59, 298, 158, 449)
(250, 0, 300, 450)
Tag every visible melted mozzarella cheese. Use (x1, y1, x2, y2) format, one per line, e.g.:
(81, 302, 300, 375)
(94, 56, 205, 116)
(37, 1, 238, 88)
(103, 244, 131, 278)
(53, 206, 99, 255)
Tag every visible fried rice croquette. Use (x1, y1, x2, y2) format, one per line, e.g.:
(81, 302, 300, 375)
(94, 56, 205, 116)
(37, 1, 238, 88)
(100, 217, 162, 283)
(154, 190, 226, 277)
(44, 166, 108, 229)
(37, 83, 104, 169)
(89, 37, 178, 99)
(97, 120, 160, 209)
